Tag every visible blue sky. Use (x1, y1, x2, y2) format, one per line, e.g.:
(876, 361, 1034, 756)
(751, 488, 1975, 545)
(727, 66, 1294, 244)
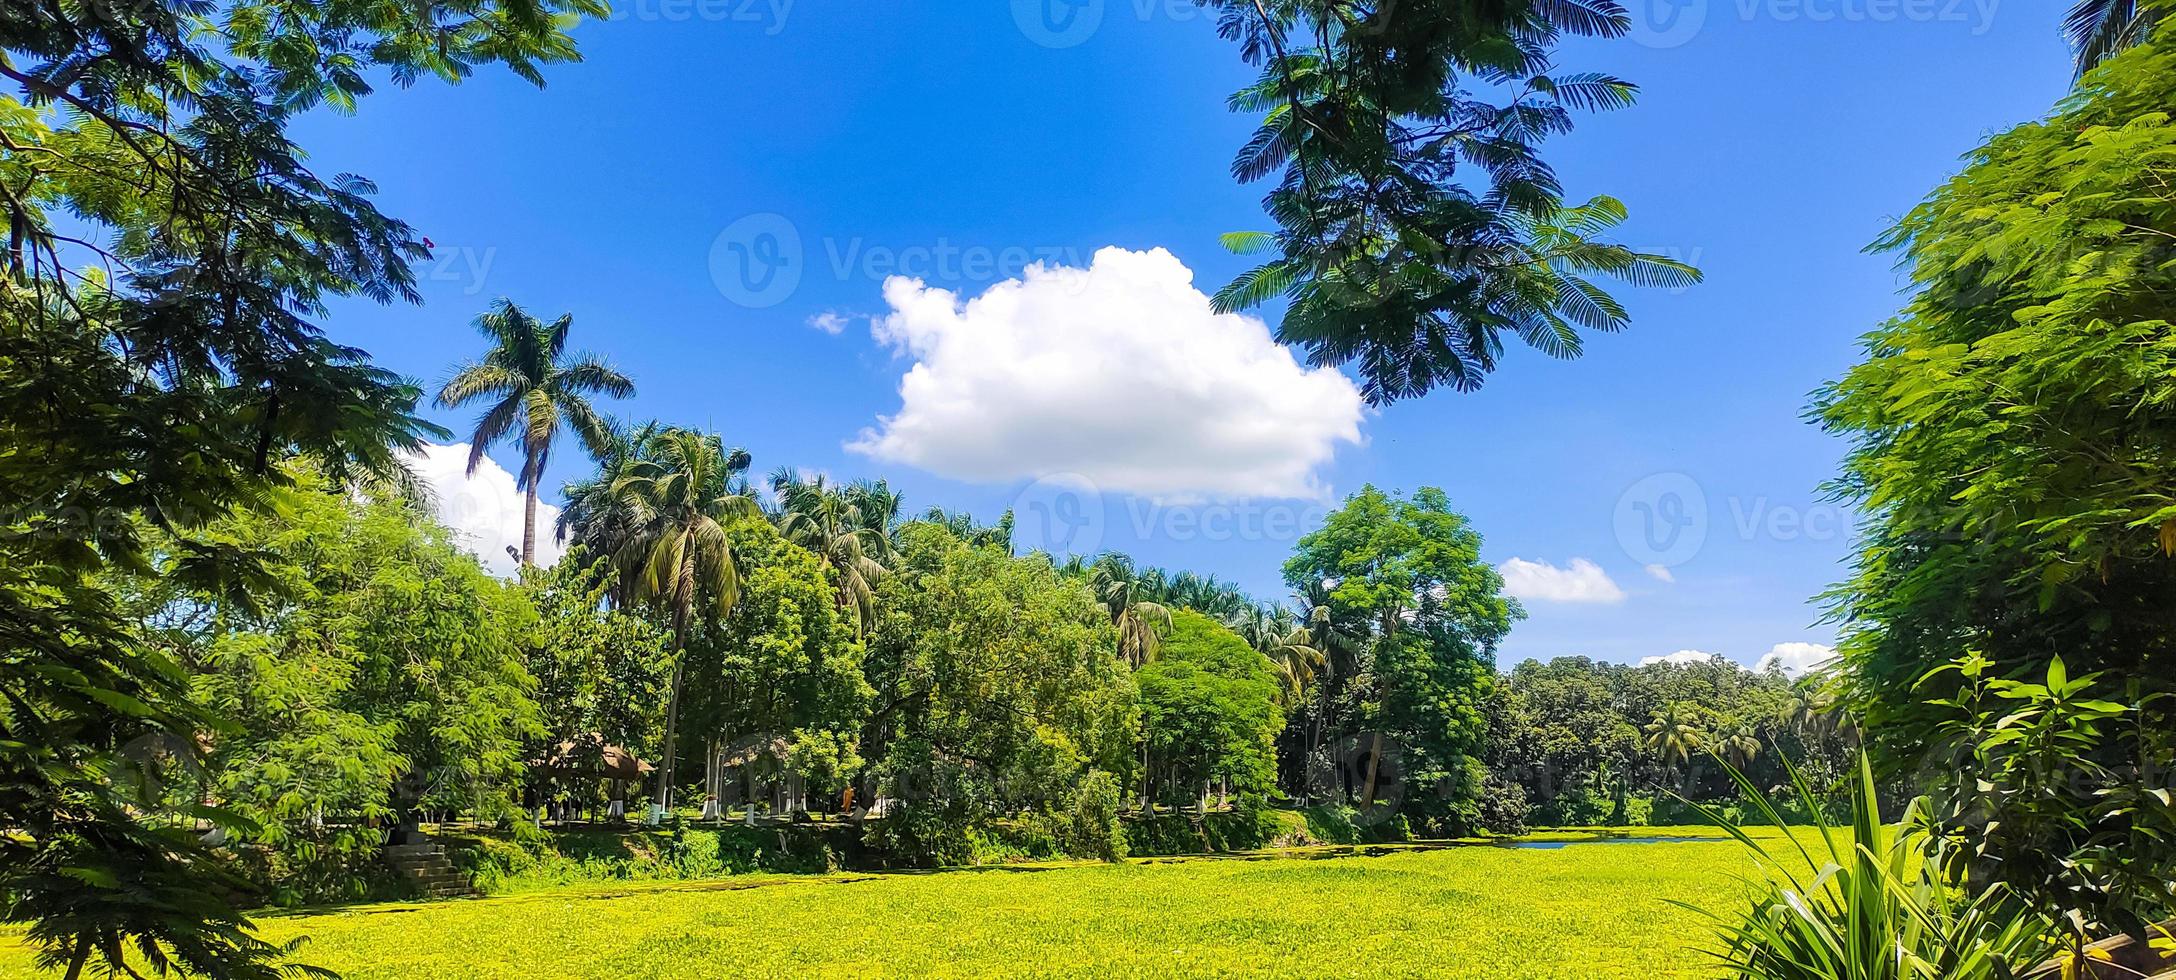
(299, 1, 2072, 671)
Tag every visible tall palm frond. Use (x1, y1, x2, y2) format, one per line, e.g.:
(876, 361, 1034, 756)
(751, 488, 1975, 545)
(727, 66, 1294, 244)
(437, 299, 634, 567)
(2068, 0, 2163, 76)
(1088, 554, 1173, 669)
(769, 468, 896, 636)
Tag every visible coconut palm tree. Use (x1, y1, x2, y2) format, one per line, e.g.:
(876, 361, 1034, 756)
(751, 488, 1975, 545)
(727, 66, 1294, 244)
(1226, 605, 1324, 713)
(1087, 555, 1173, 669)
(556, 417, 659, 603)
(1644, 703, 1707, 771)
(437, 299, 635, 567)
(610, 428, 761, 811)
(2068, 0, 2162, 75)
(915, 505, 1014, 553)
(769, 468, 896, 635)
(1718, 723, 1762, 771)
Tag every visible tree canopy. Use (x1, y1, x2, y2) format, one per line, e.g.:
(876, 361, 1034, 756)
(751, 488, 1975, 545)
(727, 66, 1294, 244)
(1205, 0, 1699, 404)
(1137, 611, 1284, 805)
(1819, 24, 2176, 933)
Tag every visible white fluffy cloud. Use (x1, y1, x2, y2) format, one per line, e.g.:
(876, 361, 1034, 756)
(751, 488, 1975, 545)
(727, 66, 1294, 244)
(1641, 649, 1726, 668)
(1499, 558, 1627, 604)
(1633, 644, 1835, 677)
(846, 246, 1366, 502)
(807, 311, 851, 335)
(405, 442, 563, 578)
(1756, 642, 1837, 678)
(1644, 563, 1675, 583)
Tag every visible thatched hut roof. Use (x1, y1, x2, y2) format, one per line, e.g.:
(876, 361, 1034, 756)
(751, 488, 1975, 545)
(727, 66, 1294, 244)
(535, 735, 654, 781)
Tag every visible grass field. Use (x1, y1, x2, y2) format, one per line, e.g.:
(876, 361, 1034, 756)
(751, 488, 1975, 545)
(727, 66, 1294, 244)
(0, 837, 1765, 978)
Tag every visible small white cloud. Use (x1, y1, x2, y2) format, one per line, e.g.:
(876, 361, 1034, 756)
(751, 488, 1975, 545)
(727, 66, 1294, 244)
(807, 312, 851, 335)
(1756, 642, 1837, 678)
(1644, 563, 1675, 583)
(1499, 558, 1627, 604)
(1641, 649, 1726, 668)
(846, 246, 1366, 502)
(405, 443, 564, 578)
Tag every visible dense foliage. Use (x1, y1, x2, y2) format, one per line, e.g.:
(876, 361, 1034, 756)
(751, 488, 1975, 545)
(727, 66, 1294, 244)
(858, 522, 1138, 864)
(1484, 656, 1851, 828)
(522, 552, 672, 787)
(1137, 612, 1284, 807)
(1819, 26, 2176, 935)
(1206, 0, 1699, 403)
(1275, 486, 1517, 834)
(173, 473, 540, 901)
(0, 0, 594, 972)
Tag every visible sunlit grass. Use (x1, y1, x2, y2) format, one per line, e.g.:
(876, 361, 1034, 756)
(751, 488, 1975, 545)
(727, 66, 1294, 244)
(0, 835, 1777, 978)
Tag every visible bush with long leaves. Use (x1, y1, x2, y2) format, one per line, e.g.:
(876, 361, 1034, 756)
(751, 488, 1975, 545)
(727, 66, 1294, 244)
(1680, 753, 2056, 980)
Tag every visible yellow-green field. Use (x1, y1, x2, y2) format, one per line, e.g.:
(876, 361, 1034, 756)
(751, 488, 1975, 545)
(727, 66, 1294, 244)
(0, 839, 1765, 978)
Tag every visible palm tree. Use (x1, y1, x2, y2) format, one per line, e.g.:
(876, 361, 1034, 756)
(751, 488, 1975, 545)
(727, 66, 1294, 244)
(2068, 0, 2162, 75)
(1229, 605, 1325, 714)
(769, 468, 897, 635)
(1717, 723, 1762, 770)
(610, 428, 761, 811)
(1643, 703, 1707, 771)
(437, 299, 635, 567)
(1087, 555, 1173, 669)
(557, 417, 659, 604)
(915, 506, 1014, 553)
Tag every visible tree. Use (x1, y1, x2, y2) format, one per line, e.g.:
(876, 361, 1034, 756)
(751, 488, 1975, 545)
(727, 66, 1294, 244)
(2068, 0, 2166, 74)
(178, 470, 541, 900)
(1204, 1, 1699, 404)
(1227, 605, 1324, 715)
(769, 468, 898, 636)
(0, 0, 595, 972)
(608, 429, 762, 811)
(1717, 724, 1762, 771)
(1136, 611, 1284, 808)
(523, 549, 672, 781)
(1643, 703, 1707, 772)
(1817, 28, 2176, 935)
(1486, 657, 1641, 826)
(556, 418, 663, 608)
(438, 300, 634, 567)
(859, 523, 1137, 862)
(676, 518, 869, 813)
(1086, 554, 1175, 669)
(1282, 486, 1520, 830)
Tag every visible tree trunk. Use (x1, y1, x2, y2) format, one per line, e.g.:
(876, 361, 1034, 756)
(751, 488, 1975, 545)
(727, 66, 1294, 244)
(520, 463, 539, 567)
(655, 630, 687, 815)
(61, 936, 89, 980)
(1360, 731, 1385, 810)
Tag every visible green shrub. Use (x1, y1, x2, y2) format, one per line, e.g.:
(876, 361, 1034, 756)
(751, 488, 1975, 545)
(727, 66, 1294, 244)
(1058, 771, 1127, 861)
(450, 825, 839, 895)
(1683, 755, 2056, 980)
